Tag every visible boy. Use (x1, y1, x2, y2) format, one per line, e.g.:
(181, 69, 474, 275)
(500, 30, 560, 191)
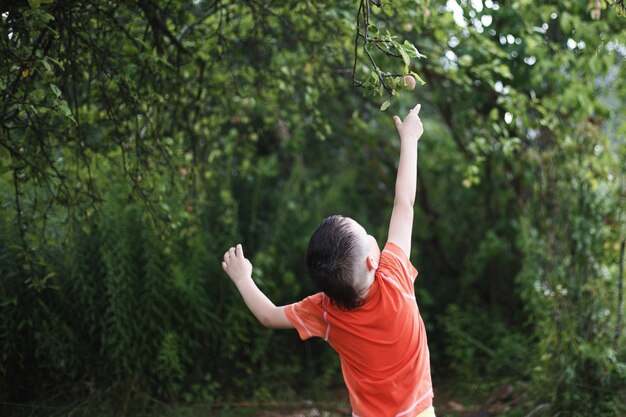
(222, 102, 434, 417)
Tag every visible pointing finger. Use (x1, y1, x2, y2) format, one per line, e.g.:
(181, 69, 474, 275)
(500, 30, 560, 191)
(236, 243, 244, 258)
(412, 103, 421, 114)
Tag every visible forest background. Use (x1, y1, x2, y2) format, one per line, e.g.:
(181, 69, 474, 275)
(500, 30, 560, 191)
(1, 0, 625, 416)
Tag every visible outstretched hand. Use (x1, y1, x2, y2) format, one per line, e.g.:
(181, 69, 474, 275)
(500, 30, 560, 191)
(222, 244, 253, 285)
(393, 103, 423, 142)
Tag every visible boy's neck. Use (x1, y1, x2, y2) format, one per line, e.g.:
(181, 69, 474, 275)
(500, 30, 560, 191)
(356, 269, 377, 299)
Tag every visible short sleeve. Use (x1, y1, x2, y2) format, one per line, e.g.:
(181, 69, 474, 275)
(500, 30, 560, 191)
(378, 242, 419, 291)
(284, 293, 329, 341)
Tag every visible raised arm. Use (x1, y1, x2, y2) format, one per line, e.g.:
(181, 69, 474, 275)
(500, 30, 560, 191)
(387, 103, 424, 257)
(222, 244, 293, 329)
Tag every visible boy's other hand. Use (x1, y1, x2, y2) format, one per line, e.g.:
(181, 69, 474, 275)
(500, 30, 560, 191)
(222, 244, 253, 285)
(393, 103, 423, 142)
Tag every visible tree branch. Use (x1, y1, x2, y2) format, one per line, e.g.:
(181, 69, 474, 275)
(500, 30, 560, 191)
(176, 0, 220, 42)
(614, 239, 625, 350)
(138, 0, 190, 55)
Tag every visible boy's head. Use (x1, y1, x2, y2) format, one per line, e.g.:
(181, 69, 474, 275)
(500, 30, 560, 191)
(305, 215, 381, 310)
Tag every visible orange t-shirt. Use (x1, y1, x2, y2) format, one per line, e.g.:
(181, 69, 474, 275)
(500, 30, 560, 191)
(285, 242, 433, 417)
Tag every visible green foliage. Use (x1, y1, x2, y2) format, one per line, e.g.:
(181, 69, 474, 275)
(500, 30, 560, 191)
(514, 126, 626, 414)
(1, 0, 625, 414)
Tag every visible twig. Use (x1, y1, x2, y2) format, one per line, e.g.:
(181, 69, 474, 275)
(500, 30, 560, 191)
(352, 1, 364, 86)
(355, 0, 393, 95)
(524, 403, 550, 417)
(8, 135, 35, 275)
(176, 0, 220, 42)
(445, 324, 528, 377)
(352, 0, 424, 96)
(614, 239, 625, 350)
(138, 0, 189, 54)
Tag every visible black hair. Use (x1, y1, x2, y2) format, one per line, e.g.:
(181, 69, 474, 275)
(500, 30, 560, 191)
(305, 215, 363, 310)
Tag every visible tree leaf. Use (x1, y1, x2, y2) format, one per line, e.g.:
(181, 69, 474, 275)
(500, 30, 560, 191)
(403, 40, 427, 59)
(50, 83, 62, 97)
(45, 56, 64, 70)
(29, 89, 46, 102)
(41, 59, 52, 72)
(398, 46, 410, 73)
(409, 71, 426, 86)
